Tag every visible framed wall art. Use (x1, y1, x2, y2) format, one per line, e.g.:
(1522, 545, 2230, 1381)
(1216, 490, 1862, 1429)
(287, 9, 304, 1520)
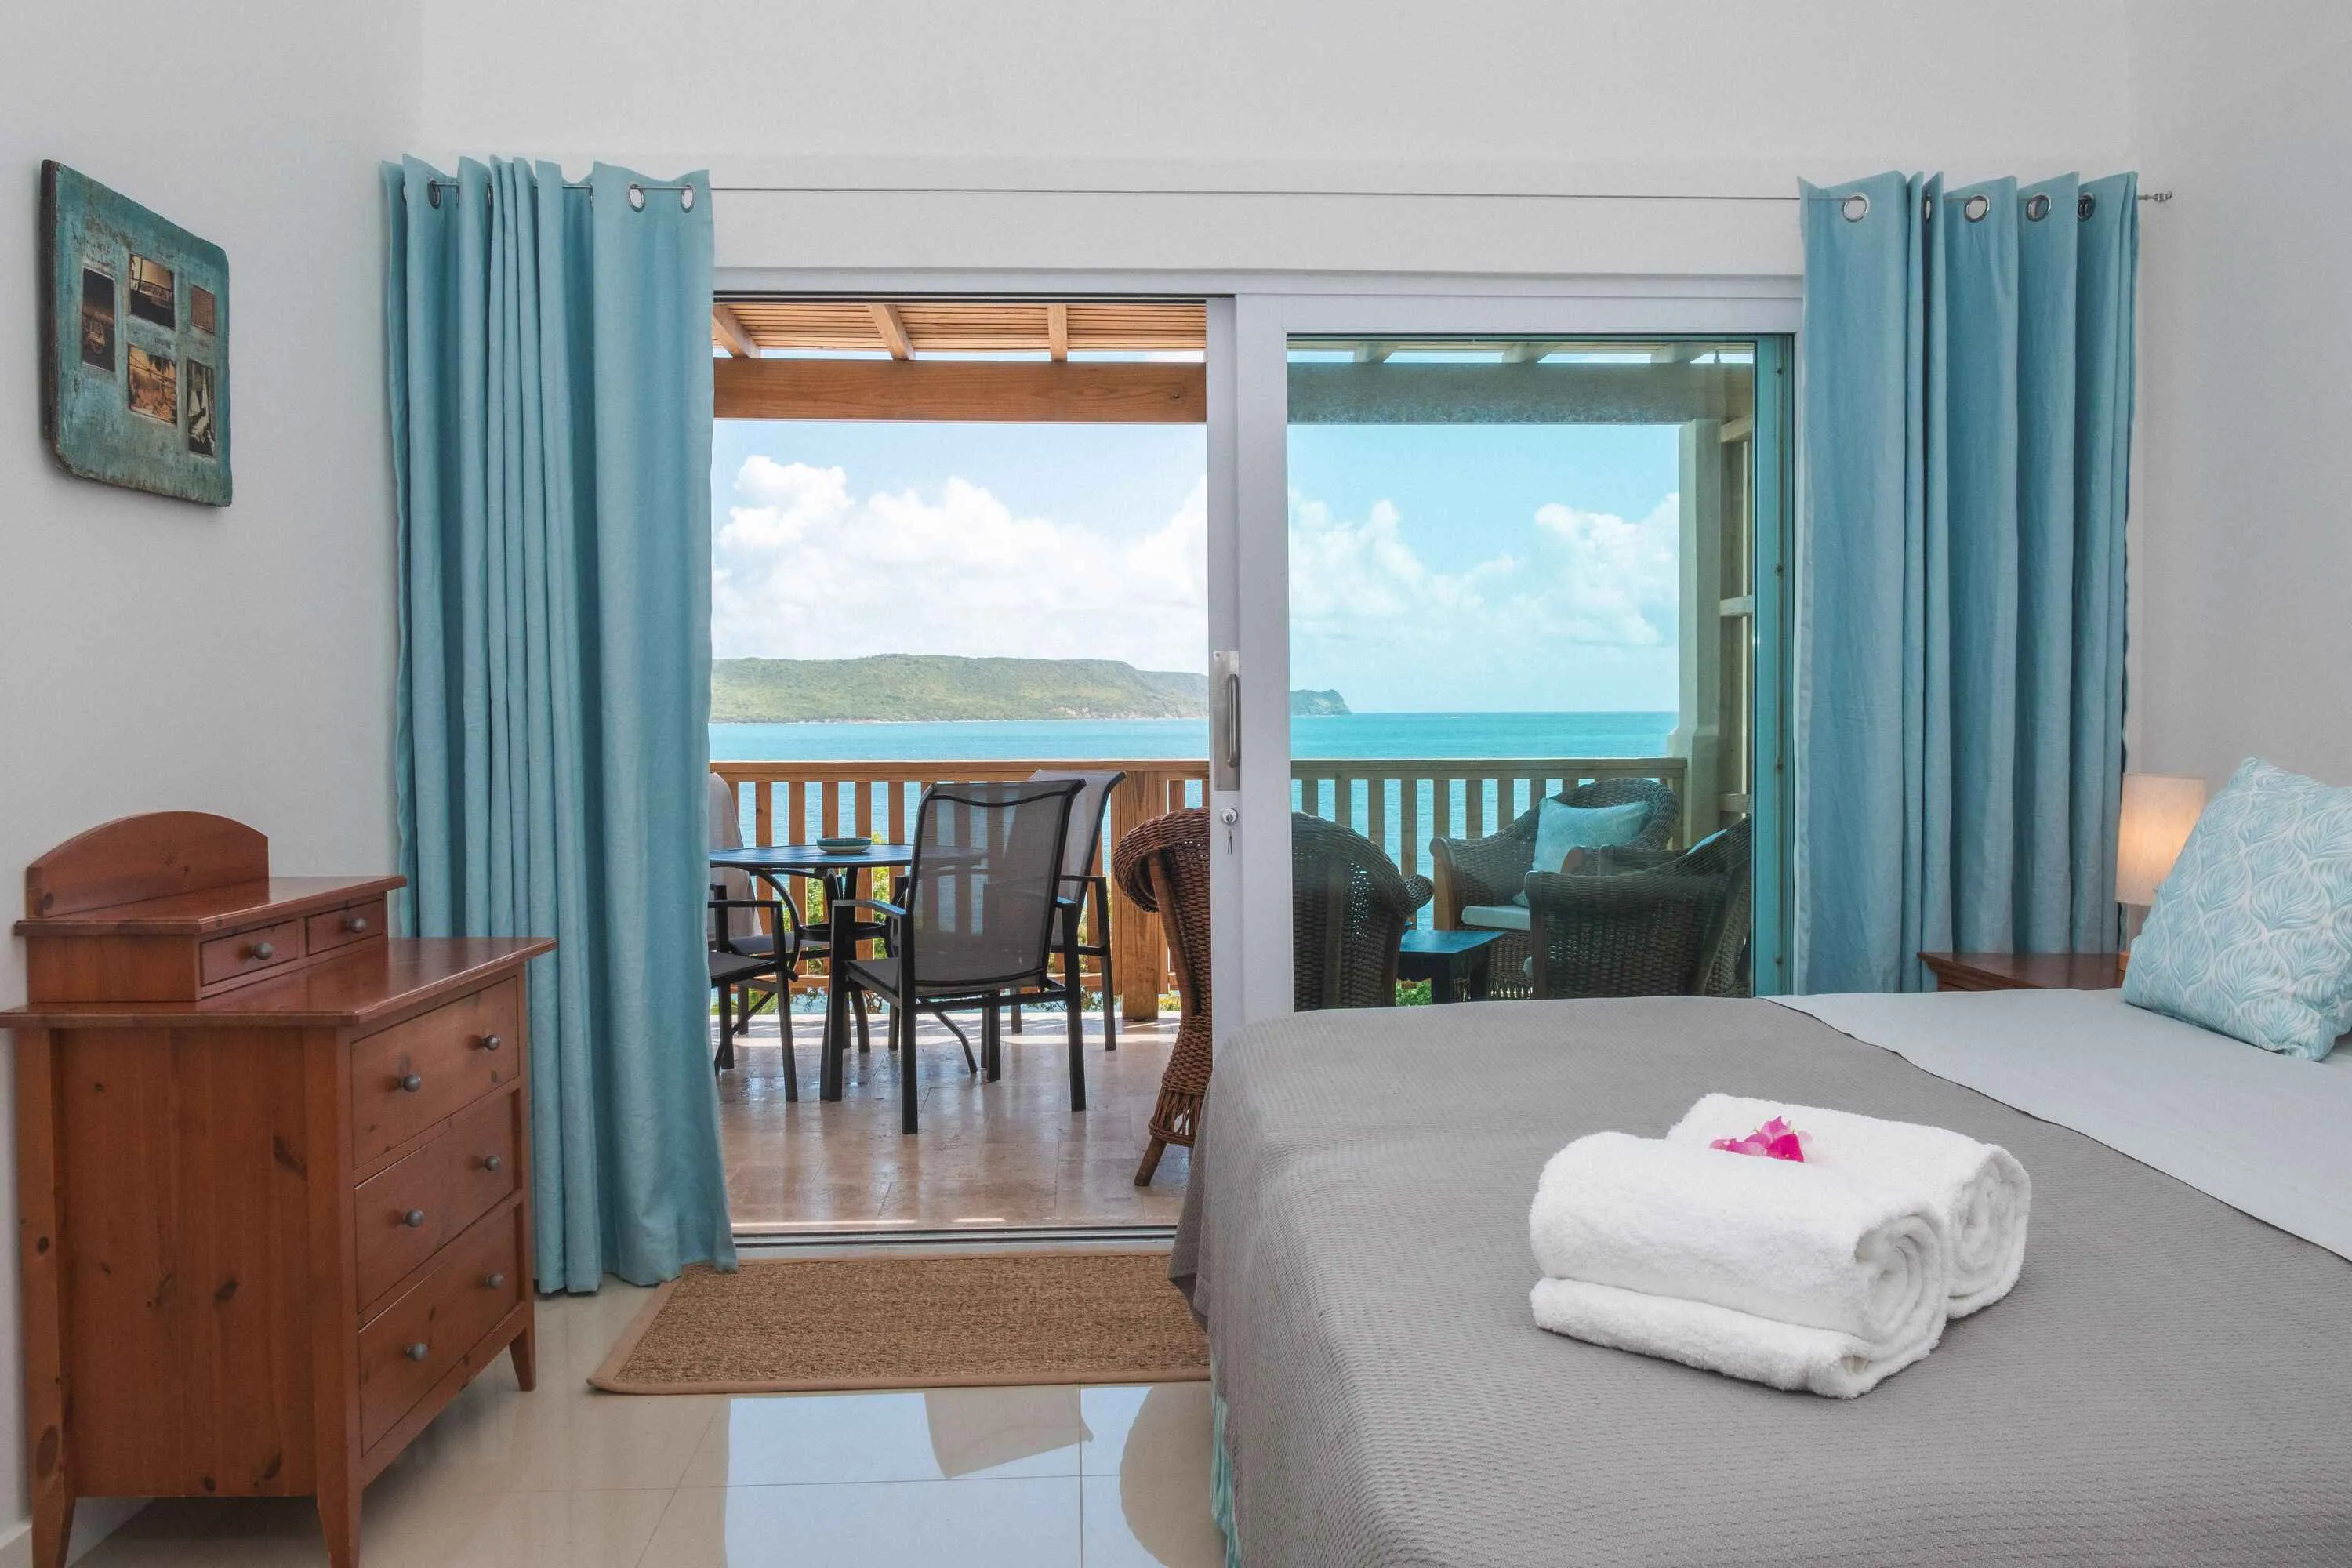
(39, 161, 231, 506)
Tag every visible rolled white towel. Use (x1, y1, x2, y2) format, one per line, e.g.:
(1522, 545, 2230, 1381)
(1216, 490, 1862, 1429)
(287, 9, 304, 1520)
(1666, 1094, 2030, 1316)
(1529, 1132, 1949, 1397)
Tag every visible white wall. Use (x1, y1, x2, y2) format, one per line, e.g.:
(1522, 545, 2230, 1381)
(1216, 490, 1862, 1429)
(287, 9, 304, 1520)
(420, 0, 2134, 279)
(0, 2, 419, 1556)
(2127, 2, 2352, 790)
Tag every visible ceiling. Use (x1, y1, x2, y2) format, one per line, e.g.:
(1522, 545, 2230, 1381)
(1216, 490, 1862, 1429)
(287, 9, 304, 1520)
(711, 299, 1206, 360)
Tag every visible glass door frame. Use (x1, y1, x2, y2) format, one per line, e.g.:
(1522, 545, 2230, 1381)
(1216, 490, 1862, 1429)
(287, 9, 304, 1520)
(1213, 291, 1800, 1033)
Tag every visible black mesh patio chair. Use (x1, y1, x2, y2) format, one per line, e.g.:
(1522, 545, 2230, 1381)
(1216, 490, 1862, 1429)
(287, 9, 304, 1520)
(1523, 816, 1755, 1000)
(1292, 813, 1433, 1011)
(1427, 777, 1680, 1000)
(1007, 769, 1127, 1050)
(710, 880, 797, 1082)
(835, 779, 1083, 1134)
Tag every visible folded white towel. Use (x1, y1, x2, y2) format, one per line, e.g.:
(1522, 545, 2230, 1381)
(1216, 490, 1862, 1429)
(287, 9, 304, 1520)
(1530, 1277, 1938, 1399)
(1528, 1131, 1949, 1397)
(1665, 1094, 2030, 1316)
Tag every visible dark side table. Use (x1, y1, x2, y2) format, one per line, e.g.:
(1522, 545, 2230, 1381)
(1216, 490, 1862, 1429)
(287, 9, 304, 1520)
(1399, 928, 1504, 1002)
(1920, 952, 2125, 992)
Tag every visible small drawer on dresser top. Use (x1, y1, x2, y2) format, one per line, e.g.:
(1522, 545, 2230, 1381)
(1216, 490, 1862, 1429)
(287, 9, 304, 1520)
(353, 1090, 523, 1308)
(350, 979, 521, 1169)
(198, 917, 305, 989)
(306, 895, 388, 957)
(356, 1203, 525, 1450)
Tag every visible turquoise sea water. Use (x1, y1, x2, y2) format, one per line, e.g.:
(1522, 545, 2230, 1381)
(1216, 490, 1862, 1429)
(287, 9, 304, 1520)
(711, 712, 1677, 871)
(709, 710, 1675, 764)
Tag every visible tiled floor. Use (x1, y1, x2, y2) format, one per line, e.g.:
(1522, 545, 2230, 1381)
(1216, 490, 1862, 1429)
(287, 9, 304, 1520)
(74, 1283, 1226, 1567)
(716, 1006, 1191, 1232)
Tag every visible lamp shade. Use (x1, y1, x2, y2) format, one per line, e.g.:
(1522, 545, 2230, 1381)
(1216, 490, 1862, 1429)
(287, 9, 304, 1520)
(2116, 773, 2208, 906)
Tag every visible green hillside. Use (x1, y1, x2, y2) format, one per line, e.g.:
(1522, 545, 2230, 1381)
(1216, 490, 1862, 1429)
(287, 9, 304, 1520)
(711, 655, 1348, 723)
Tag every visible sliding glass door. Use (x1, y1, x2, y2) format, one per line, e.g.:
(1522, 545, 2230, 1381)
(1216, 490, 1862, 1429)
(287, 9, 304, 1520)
(1210, 297, 1794, 1033)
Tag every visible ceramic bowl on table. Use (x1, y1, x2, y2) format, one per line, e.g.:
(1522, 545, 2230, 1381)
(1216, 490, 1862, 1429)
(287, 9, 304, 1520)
(815, 837, 868, 855)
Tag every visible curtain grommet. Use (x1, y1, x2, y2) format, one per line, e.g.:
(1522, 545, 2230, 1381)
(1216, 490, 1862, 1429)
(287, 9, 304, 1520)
(426, 179, 444, 210)
(1963, 193, 1991, 223)
(2078, 192, 2097, 221)
(2025, 192, 2051, 222)
(679, 185, 696, 212)
(1840, 193, 1870, 223)
(627, 183, 647, 212)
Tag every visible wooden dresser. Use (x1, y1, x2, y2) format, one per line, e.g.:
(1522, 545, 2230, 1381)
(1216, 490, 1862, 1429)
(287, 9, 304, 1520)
(0, 813, 554, 1568)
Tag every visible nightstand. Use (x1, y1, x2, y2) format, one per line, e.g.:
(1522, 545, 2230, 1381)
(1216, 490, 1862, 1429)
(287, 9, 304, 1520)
(1920, 952, 2125, 992)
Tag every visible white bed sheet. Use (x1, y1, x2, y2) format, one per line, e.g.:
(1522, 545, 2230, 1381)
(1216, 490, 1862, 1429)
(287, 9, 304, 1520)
(1773, 987, 2352, 1262)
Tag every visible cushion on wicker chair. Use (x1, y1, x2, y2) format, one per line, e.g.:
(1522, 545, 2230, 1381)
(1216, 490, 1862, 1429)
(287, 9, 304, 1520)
(1461, 904, 1534, 931)
(1514, 799, 1653, 904)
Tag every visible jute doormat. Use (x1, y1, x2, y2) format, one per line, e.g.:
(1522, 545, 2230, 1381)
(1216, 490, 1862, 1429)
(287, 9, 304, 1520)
(588, 1250, 1210, 1395)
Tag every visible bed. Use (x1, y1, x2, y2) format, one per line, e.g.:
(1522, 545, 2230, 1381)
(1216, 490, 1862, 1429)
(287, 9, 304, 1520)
(1171, 989, 2352, 1566)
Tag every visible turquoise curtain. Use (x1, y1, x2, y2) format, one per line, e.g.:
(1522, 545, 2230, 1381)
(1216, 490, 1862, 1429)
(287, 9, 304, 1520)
(1796, 172, 2137, 993)
(383, 158, 735, 1289)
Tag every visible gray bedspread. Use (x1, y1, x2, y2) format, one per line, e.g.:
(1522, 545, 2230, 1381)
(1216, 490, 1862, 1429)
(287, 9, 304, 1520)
(1171, 998, 2352, 1566)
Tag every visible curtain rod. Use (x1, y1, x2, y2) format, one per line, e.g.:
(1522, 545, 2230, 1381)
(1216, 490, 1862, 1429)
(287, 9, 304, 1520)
(706, 183, 2174, 205)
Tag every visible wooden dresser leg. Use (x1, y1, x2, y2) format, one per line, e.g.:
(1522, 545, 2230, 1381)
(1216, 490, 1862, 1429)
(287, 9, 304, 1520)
(31, 1494, 74, 1568)
(317, 1481, 361, 1568)
(510, 1324, 539, 1392)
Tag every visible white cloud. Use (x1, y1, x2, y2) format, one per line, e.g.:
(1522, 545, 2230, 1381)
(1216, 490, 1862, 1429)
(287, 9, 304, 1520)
(711, 453, 1681, 711)
(713, 456, 1207, 670)
(1529, 496, 1681, 646)
(1286, 490, 1682, 710)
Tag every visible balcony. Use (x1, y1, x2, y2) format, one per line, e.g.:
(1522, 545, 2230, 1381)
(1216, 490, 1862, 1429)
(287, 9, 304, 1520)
(710, 752, 1687, 1235)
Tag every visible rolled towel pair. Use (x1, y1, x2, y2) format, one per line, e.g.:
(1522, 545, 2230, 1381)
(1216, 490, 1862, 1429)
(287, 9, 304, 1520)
(1529, 1132, 1949, 1398)
(1667, 1094, 2031, 1316)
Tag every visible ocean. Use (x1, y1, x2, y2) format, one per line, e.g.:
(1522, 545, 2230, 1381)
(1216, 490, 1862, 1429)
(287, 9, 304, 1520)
(708, 710, 1677, 764)
(711, 712, 1679, 868)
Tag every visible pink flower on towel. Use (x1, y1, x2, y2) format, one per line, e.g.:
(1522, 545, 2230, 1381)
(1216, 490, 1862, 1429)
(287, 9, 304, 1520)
(1709, 1116, 1810, 1163)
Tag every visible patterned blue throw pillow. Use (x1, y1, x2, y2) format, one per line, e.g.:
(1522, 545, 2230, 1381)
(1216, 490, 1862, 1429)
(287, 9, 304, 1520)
(2122, 758, 2352, 1060)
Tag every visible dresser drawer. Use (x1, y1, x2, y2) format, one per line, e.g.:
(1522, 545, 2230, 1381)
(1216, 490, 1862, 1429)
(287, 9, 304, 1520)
(349, 980, 520, 1169)
(357, 1203, 525, 1450)
(198, 918, 304, 989)
(306, 895, 388, 957)
(353, 1091, 523, 1309)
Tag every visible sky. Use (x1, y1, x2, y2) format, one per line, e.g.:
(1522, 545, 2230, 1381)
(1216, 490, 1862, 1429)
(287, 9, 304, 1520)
(710, 416, 1685, 713)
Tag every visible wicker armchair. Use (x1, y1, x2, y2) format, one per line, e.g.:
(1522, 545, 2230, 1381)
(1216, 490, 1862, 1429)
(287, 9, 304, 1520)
(1113, 810, 1430, 1185)
(1523, 817, 1754, 999)
(1428, 778, 1679, 1000)
(1291, 813, 1432, 1010)
(1114, 810, 1214, 1187)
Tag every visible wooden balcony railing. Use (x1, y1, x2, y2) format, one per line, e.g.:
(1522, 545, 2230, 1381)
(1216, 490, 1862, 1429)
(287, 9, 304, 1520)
(710, 755, 1686, 1022)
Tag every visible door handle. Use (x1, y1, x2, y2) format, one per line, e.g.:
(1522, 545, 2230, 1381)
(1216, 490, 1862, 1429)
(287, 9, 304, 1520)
(1210, 648, 1242, 792)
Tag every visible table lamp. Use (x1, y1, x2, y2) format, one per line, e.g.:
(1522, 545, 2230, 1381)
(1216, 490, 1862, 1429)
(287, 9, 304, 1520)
(2116, 772, 2207, 952)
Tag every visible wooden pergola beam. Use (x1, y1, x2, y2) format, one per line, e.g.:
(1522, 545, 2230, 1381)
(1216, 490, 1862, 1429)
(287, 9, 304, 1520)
(1046, 303, 1069, 362)
(868, 303, 914, 359)
(710, 303, 760, 359)
(715, 358, 1206, 423)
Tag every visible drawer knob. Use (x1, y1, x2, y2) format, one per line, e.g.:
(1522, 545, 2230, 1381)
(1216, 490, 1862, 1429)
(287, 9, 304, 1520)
(399, 1073, 423, 1094)
(484, 1272, 506, 1290)
(405, 1341, 430, 1363)
(478, 1033, 503, 1052)
(482, 1154, 503, 1173)
(343, 914, 372, 934)
(402, 1209, 426, 1229)
(249, 941, 276, 961)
